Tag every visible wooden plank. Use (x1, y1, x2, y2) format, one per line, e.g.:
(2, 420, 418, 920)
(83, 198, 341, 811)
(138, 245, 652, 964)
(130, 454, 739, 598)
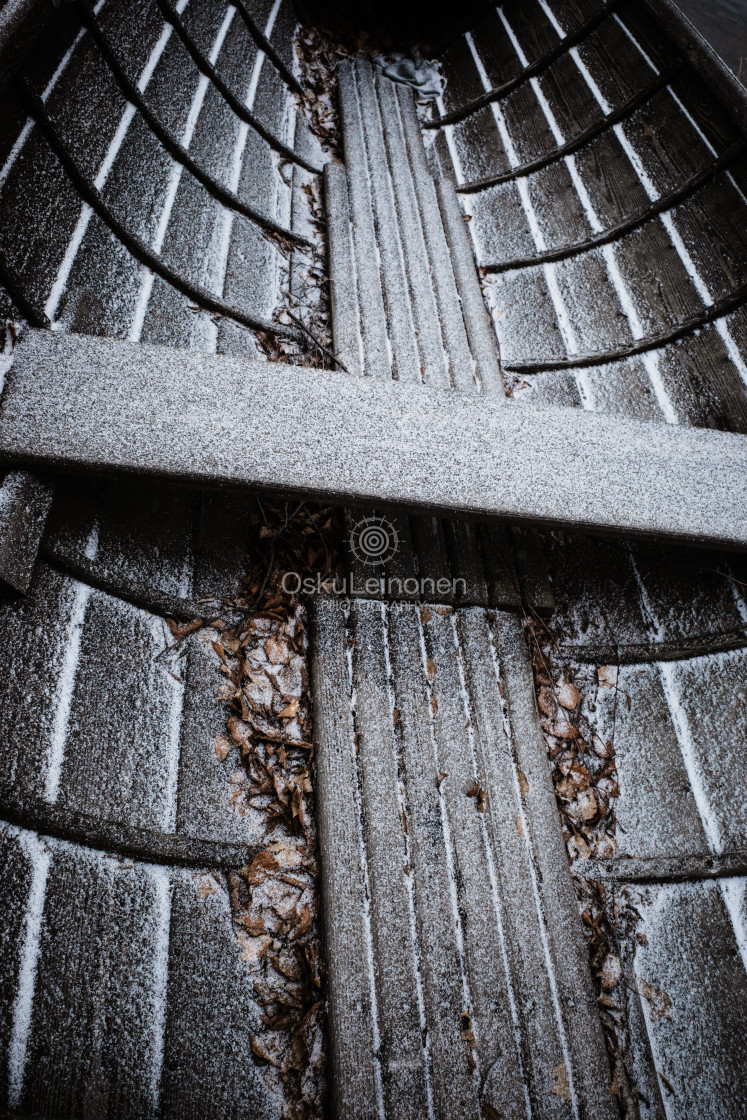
(427, 1, 623, 129)
(350, 58, 421, 384)
(0, 469, 54, 593)
(311, 595, 625, 1116)
(640, 0, 747, 136)
(349, 600, 430, 1116)
(17, 840, 168, 1120)
(374, 74, 451, 391)
(655, 326, 747, 434)
(309, 600, 380, 1120)
(385, 602, 480, 1118)
(336, 61, 391, 380)
(578, 662, 710, 860)
(659, 647, 747, 851)
(442, 518, 489, 606)
(490, 610, 618, 1118)
(323, 162, 362, 376)
(43, 586, 185, 833)
(477, 522, 523, 610)
(381, 510, 420, 601)
(1, 329, 746, 548)
(456, 607, 575, 1117)
(0, 822, 35, 1106)
(409, 514, 455, 604)
(544, 530, 747, 663)
(435, 178, 506, 396)
(630, 880, 747, 1119)
(0, 559, 266, 862)
(161, 866, 283, 1120)
(0, 564, 92, 804)
(421, 607, 527, 1117)
(395, 88, 479, 393)
(510, 525, 555, 614)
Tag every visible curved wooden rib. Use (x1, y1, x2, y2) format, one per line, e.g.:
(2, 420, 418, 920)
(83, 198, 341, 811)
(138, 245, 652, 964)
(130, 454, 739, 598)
(77, 2, 314, 249)
(480, 140, 746, 272)
(558, 629, 747, 665)
(457, 62, 681, 194)
(232, 0, 305, 97)
(154, 0, 321, 174)
(502, 279, 747, 372)
(423, 0, 622, 129)
(19, 79, 303, 342)
(42, 545, 242, 625)
(0, 799, 256, 868)
(580, 850, 747, 884)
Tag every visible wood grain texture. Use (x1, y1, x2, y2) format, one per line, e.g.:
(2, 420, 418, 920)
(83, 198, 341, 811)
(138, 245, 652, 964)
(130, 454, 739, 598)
(2, 329, 746, 548)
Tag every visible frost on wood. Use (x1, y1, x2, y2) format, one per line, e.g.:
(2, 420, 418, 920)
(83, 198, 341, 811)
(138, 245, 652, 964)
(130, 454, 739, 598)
(529, 624, 619, 863)
(527, 616, 646, 1110)
(295, 27, 349, 159)
(252, 25, 351, 372)
(207, 501, 343, 1119)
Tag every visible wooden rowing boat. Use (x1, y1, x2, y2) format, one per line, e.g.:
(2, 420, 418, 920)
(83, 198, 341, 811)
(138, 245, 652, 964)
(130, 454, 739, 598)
(0, 0, 745, 1116)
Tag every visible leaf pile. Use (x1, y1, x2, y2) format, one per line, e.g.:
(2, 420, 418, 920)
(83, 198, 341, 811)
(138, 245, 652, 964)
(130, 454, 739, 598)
(575, 876, 649, 1116)
(260, 174, 331, 369)
(529, 628, 619, 864)
(527, 619, 647, 1114)
(210, 500, 344, 1118)
(273, 239, 335, 372)
(267, 159, 335, 371)
(295, 26, 352, 158)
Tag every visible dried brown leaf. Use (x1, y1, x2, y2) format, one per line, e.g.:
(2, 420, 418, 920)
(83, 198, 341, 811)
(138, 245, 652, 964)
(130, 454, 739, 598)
(556, 679, 580, 710)
(538, 685, 557, 717)
(166, 618, 203, 640)
(278, 697, 300, 720)
(265, 635, 288, 664)
(250, 1035, 281, 1066)
(245, 850, 280, 885)
(599, 954, 622, 991)
(466, 784, 486, 812)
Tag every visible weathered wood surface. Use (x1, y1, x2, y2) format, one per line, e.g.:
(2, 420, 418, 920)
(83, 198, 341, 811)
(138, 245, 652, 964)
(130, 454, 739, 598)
(0, 0, 316, 355)
(627, 880, 747, 1120)
(1, 328, 746, 548)
(424, 5, 747, 1118)
(0, 469, 54, 592)
(311, 599, 617, 1119)
(0, 561, 268, 857)
(1, 0, 747, 1116)
(0, 822, 283, 1120)
(0, 3, 321, 1120)
(330, 64, 547, 613)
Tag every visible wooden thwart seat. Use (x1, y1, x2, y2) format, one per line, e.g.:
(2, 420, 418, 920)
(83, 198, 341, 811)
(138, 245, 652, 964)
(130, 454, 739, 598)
(0, 329, 745, 549)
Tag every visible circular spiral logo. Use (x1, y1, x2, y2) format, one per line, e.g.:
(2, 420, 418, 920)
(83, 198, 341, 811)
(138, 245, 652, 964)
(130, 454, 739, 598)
(349, 515, 399, 567)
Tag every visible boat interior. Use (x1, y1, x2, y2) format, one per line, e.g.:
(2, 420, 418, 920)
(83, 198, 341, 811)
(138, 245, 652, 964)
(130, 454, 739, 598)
(0, 0, 746, 1116)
